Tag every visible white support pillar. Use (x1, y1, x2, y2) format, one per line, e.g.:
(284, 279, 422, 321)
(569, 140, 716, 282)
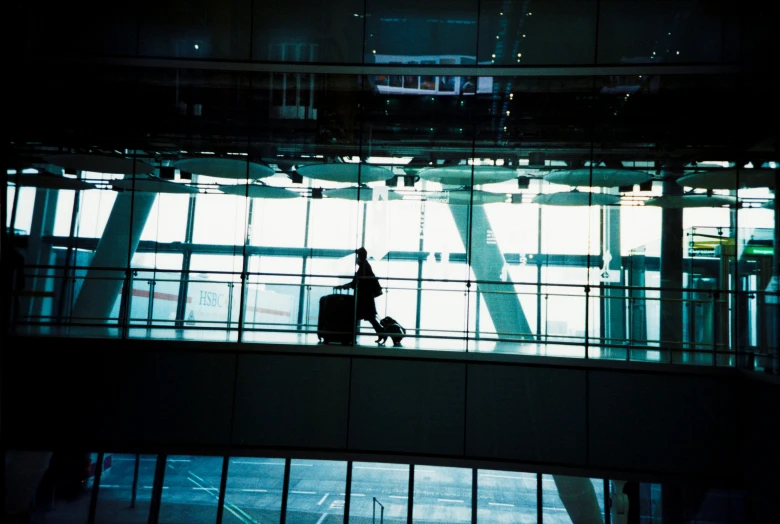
(24, 187, 59, 320)
(448, 203, 533, 346)
(71, 190, 156, 327)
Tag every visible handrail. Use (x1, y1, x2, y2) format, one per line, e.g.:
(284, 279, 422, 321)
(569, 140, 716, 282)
(19, 265, 780, 296)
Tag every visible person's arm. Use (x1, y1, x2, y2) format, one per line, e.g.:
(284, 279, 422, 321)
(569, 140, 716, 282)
(337, 269, 358, 290)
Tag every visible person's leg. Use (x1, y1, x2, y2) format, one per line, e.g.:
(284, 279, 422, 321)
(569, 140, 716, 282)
(368, 317, 385, 344)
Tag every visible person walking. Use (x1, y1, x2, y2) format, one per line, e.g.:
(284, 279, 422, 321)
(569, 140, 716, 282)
(336, 247, 384, 344)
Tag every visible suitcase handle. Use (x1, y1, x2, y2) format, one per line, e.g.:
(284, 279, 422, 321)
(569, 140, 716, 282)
(333, 286, 351, 294)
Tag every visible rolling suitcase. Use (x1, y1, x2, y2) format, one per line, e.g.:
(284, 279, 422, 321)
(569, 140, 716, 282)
(318, 288, 355, 345)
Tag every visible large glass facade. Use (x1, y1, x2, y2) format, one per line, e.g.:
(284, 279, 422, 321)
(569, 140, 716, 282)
(8, 452, 748, 523)
(6, 2, 777, 372)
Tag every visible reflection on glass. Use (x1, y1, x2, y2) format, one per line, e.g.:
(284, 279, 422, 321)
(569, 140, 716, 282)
(223, 457, 285, 523)
(413, 465, 471, 523)
(349, 462, 409, 523)
(541, 474, 604, 523)
(286, 459, 347, 523)
(21, 451, 95, 524)
(253, 0, 364, 63)
(478, 0, 598, 65)
(597, 0, 735, 64)
(94, 454, 156, 524)
(139, 0, 251, 60)
(477, 469, 537, 524)
(366, 1, 479, 64)
(159, 456, 223, 524)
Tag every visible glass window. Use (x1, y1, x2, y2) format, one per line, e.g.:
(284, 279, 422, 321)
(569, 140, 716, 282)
(53, 189, 76, 238)
(244, 256, 302, 335)
(477, 469, 537, 524)
(597, 1, 737, 64)
(74, 174, 122, 239)
(94, 454, 157, 524)
(541, 474, 604, 523)
(307, 197, 361, 250)
(186, 255, 244, 333)
(539, 188, 600, 256)
(366, 1, 479, 65)
(249, 189, 308, 248)
(192, 192, 249, 246)
(412, 465, 471, 523)
(122, 253, 184, 328)
(479, 0, 598, 65)
(7, 186, 36, 234)
(286, 459, 347, 523)
(223, 457, 286, 523)
(159, 455, 224, 524)
(139, 0, 251, 60)
(349, 462, 409, 523)
(253, 0, 364, 63)
(141, 193, 189, 243)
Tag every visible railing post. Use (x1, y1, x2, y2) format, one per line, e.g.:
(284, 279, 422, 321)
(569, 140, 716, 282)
(146, 279, 155, 329)
(711, 291, 718, 366)
(584, 285, 590, 359)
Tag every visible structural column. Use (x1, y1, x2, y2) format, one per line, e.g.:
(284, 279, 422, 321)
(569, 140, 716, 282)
(660, 174, 684, 363)
(24, 187, 59, 321)
(71, 190, 156, 328)
(449, 203, 533, 346)
(602, 189, 626, 358)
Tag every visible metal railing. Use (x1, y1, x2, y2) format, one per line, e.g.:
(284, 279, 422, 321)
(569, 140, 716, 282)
(9, 264, 779, 371)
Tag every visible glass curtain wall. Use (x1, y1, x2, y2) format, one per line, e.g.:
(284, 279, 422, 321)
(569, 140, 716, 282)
(10, 451, 750, 524)
(7, 2, 777, 370)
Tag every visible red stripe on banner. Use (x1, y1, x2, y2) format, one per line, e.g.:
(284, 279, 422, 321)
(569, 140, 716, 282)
(130, 288, 179, 302)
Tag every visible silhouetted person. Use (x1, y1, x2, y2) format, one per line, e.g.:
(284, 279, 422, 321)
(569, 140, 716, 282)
(337, 247, 383, 343)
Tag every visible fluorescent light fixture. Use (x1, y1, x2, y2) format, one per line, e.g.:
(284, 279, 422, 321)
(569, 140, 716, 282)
(366, 157, 413, 165)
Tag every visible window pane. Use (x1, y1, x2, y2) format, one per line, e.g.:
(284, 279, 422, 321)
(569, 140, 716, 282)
(286, 459, 347, 523)
(477, 469, 537, 524)
(349, 462, 409, 523)
(139, 0, 251, 60)
(479, 0, 598, 65)
(253, 1, 364, 63)
(7, 186, 36, 234)
(158, 455, 224, 524)
(75, 176, 121, 239)
(366, 1, 479, 65)
(413, 465, 471, 523)
(223, 457, 286, 523)
(53, 189, 76, 237)
(94, 454, 157, 524)
(597, 0, 737, 64)
(541, 474, 604, 523)
(141, 193, 189, 243)
(192, 192, 248, 246)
